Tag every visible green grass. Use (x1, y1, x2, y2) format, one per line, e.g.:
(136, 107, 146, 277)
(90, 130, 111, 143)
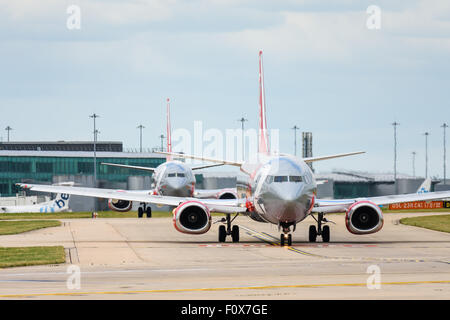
(0, 246, 65, 268)
(0, 211, 169, 220)
(382, 207, 450, 213)
(400, 214, 450, 233)
(0, 220, 61, 235)
(0, 210, 228, 220)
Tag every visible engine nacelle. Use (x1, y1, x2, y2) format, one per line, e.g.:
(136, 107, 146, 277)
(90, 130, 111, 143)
(345, 201, 384, 235)
(216, 189, 238, 200)
(173, 201, 212, 234)
(108, 199, 132, 212)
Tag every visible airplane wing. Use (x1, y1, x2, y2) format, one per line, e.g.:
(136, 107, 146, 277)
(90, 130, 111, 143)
(191, 163, 225, 170)
(155, 151, 243, 167)
(17, 183, 247, 214)
(313, 190, 450, 213)
(194, 188, 237, 199)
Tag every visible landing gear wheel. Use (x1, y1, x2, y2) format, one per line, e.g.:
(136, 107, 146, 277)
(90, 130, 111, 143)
(146, 207, 152, 218)
(287, 234, 292, 246)
(138, 207, 144, 218)
(280, 234, 285, 246)
(218, 225, 226, 243)
(322, 225, 330, 242)
(309, 225, 317, 242)
(231, 225, 240, 243)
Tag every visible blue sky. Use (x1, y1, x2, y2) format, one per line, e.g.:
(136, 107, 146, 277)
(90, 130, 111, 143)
(0, 0, 449, 178)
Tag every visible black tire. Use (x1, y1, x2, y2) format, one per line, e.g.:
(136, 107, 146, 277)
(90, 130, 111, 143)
(322, 225, 330, 243)
(218, 225, 226, 243)
(280, 234, 285, 246)
(309, 225, 317, 242)
(138, 207, 144, 218)
(287, 234, 292, 246)
(146, 207, 152, 218)
(231, 225, 240, 243)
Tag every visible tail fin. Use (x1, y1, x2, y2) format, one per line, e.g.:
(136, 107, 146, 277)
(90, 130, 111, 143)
(258, 50, 270, 155)
(166, 98, 172, 161)
(53, 193, 70, 210)
(417, 178, 432, 194)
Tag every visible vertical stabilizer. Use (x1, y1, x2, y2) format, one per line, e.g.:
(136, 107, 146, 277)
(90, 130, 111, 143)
(166, 98, 173, 161)
(258, 51, 270, 154)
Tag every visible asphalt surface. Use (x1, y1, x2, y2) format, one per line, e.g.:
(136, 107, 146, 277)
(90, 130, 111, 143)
(0, 212, 449, 299)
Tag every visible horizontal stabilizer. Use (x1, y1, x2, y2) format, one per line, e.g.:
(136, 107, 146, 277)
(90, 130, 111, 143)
(303, 151, 365, 163)
(101, 162, 155, 172)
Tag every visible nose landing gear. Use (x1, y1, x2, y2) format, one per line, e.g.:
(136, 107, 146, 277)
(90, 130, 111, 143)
(309, 213, 330, 242)
(279, 222, 295, 246)
(217, 213, 240, 243)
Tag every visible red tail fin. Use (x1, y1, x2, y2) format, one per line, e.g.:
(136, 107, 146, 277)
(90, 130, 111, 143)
(258, 50, 269, 154)
(166, 98, 172, 161)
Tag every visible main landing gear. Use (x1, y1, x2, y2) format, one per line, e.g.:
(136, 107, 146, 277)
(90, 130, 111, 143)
(279, 222, 295, 246)
(138, 203, 152, 218)
(309, 213, 330, 242)
(218, 213, 240, 243)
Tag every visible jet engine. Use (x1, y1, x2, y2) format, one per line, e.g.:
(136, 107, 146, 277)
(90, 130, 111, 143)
(345, 201, 384, 234)
(108, 199, 132, 212)
(173, 201, 211, 234)
(216, 189, 238, 199)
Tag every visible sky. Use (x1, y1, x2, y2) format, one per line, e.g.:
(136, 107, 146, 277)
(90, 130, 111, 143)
(0, 0, 449, 178)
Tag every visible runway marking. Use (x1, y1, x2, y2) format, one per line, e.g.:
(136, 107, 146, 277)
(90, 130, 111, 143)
(1, 280, 449, 298)
(238, 225, 450, 264)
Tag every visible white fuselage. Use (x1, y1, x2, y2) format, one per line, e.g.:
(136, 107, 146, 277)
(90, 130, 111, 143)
(245, 155, 317, 226)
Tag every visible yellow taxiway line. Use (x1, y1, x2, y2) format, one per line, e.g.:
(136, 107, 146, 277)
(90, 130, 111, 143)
(0, 280, 449, 298)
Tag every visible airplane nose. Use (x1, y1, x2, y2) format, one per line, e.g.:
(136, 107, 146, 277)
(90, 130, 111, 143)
(168, 179, 185, 191)
(275, 184, 304, 202)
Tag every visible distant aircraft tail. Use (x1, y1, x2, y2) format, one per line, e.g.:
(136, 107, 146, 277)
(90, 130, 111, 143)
(166, 98, 172, 161)
(417, 178, 432, 194)
(258, 50, 270, 155)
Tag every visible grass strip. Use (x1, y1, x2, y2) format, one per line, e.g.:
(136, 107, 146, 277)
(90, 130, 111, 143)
(0, 246, 65, 268)
(400, 214, 450, 233)
(0, 220, 61, 235)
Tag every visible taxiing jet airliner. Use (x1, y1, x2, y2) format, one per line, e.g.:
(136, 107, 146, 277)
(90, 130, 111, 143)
(96, 98, 236, 217)
(17, 52, 450, 246)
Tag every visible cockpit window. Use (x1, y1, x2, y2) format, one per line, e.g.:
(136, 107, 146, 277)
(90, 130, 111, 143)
(273, 176, 288, 183)
(289, 176, 303, 182)
(168, 173, 176, 177)
(177, 173, 185, 177)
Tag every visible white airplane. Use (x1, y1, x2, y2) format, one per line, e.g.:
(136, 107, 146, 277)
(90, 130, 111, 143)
(1, 184, 72, 214)
(417, 178, 432, 193)
(17, 51, 450, 246)
(101, 98, 236, 218)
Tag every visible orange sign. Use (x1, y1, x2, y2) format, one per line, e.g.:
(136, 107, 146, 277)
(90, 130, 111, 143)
(389, 201, 443, 210)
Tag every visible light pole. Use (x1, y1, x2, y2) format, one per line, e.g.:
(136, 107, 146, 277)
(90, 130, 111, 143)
(159, 134, 165, 152)
(442, 123, 448, 184)
(137, 124, 145, 152)
(392, 122, 400, 193)
(424, 132, 430, 178)
(89, 113, 99, 186)
(292, 125, 300, 156)
(237, 117, 248, 161)
(412, 151, 416, 178)
(5, 126, 12, 142)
